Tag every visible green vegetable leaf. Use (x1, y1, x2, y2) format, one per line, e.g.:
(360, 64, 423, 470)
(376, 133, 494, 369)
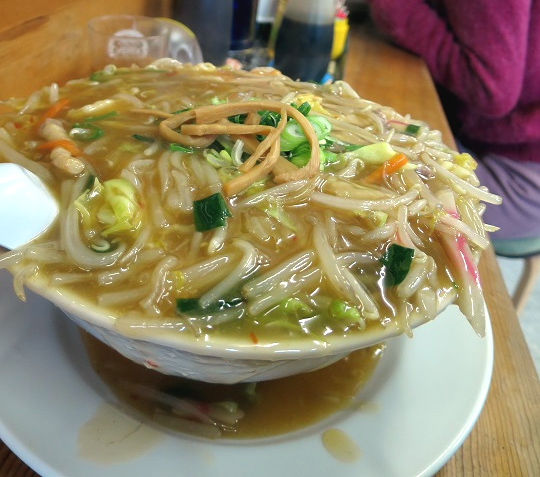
(328, 299, 363, 323)
(74, 177, 141, 250)
(344, 142, 396, 164)
(193, 192, 232, 232)
(176, 297, 244, 314)
(379, 243, 415, 287)
(98, 179, 141, 236)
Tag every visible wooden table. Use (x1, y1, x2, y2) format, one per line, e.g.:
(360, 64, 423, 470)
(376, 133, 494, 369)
(345, 21, 540, 477)
(1, 16, 540, 477)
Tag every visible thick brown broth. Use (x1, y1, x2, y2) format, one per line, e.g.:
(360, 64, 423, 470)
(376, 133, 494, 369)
(0, 63, 491, 345)
(82, 331, 384, 439)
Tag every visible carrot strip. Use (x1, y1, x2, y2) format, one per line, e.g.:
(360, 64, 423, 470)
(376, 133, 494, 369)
(365, 153, 408, 183)
(37, 139, 82, 156)
(249, 331, 259, 344)
(35, 98, 70, 129)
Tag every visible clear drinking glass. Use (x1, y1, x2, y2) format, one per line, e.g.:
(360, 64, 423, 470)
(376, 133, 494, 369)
(87, 15, 169, 70)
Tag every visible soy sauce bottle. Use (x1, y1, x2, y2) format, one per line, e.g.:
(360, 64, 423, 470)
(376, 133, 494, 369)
(173, 0, 234, 65)
(273, 0, 335, 82)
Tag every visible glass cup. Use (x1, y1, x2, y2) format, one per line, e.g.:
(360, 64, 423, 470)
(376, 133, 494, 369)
(88, 15, 169, 70)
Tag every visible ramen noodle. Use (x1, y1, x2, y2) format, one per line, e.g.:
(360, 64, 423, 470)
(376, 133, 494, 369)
(0, 60, 501, 344)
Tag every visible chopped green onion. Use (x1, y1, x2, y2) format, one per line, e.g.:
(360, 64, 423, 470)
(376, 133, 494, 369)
(322, 149, 338, 166)
(229, 113, 247, 124)
(89, 70, 114, 82)
(69, 111, 116, 142)
(132, 134, 155, 143)
(309, 116, 332, 139)
(258, 110, 281, 127)
(176, 298, 200, 313)
(280, 116, 332, 152)
(70, 123, 103, 141)
(176, 297, 244, 314)
(280, 120, 306, 151)
(288, 143, 336, 170)
(405, 124, 421, 136)
(204, 148, 232, 167)
(379, 243, 415, 287)
(170, 143, 195, 153)
(288, 142, 311, 168)
(293, 101, 311, 116)
(193, 192, 232, 231)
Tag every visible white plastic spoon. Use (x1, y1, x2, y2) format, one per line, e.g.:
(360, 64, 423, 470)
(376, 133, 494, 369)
(0, 163, 59, 250)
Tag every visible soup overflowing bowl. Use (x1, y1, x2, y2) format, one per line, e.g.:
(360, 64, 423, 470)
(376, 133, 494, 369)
(0, 60, 500, 383)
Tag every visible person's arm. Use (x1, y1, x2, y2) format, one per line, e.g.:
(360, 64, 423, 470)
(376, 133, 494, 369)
(366, 0, 531, 118)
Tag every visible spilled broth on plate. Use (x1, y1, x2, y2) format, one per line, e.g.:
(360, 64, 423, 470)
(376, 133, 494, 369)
(82, 331, 383, 439)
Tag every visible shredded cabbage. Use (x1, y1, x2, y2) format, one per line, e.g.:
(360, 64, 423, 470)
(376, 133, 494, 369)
(344, 142, 397, 164)
(74, 177, 141, 241)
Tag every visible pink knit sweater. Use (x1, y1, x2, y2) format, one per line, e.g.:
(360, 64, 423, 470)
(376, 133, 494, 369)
(367, 0, 540, 163)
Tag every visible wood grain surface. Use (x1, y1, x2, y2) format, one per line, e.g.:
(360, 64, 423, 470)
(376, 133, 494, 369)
(1, 9, 539, 477)
(0, 0, 170, 101)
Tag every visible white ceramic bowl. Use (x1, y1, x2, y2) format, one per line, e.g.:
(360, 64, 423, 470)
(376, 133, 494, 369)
(14, 270, 456, 384)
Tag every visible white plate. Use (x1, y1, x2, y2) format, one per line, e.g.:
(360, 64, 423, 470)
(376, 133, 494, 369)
(0, 269, 493, 477)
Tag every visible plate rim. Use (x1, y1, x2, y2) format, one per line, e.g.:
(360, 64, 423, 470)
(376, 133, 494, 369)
(0, 271, 494, 477)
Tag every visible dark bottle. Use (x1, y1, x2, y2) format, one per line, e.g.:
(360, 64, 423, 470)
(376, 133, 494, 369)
(273, 0, 335, 82)
(231, 0, 259, 51)
(173, 0, 234, 65)
(255, 0, 278, 46)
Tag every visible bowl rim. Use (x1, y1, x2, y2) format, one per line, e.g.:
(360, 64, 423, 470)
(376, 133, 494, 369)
(18, 270, 458, 361)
